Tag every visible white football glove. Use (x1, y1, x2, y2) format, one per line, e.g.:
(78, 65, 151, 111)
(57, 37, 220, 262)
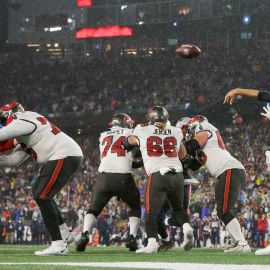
(261, 105, 270, 120)
(265, 151, 270, 169)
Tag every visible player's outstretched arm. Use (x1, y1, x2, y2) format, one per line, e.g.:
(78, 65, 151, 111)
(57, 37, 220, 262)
(224, 88, 259, 105)
(0, 119, 36, 141)
(0, 145, 29, 168)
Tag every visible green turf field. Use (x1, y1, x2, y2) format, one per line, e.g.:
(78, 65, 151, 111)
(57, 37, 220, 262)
(0, 245, 269, 270)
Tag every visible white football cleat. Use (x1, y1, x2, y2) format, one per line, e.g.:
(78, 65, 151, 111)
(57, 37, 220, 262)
(136, 245, 158, 254)
(61, 229, 74, 244)
(255, 245, 270, 256)
(224, 242, 251, 253)
(136, 238, 158, 254)
(183, 224, 194, 251)
(34, 242, 68, 256)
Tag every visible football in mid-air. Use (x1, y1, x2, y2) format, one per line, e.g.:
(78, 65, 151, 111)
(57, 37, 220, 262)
(176, 44, 201, 59)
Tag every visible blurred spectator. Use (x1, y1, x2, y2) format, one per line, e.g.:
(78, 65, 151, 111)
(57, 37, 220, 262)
(6, 219, 15, 244)
(210, 213, 221, 248)
(15, 219, 24, 244)
(257, 214, 267, 248)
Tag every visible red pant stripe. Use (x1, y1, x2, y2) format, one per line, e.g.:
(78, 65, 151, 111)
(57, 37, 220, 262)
(145, 174, 153, 214)
(223, 169, 232, 215)
(39, 159, 64, 199)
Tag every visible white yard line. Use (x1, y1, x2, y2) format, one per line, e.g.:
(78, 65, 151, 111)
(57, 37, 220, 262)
(0, 262, 269, 270)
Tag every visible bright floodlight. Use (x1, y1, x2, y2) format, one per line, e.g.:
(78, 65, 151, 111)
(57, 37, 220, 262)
(242, 15, 251, 25)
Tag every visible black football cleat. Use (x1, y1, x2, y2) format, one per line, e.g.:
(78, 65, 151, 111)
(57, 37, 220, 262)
(158, 239, 174, 252)
(76, 232, 89, 252)
(126, 235, 138, 251)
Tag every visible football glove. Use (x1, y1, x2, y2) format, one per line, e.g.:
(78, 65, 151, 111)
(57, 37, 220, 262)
(261, 105, 270, 120)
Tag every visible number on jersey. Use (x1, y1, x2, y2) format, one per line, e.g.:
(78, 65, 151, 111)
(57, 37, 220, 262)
(37, 117, 61, 135)
(102, 136, 126, 158)
(216, 131, 226, 149)
(147, 136, 177, 157)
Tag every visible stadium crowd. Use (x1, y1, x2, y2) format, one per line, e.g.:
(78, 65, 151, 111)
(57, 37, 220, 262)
(0, 42, 269, 117)
(0, 118, 269, 248)
(0, 43, 270, 248)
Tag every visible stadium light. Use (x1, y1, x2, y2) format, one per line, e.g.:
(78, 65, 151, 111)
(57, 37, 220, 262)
(242, 15, 251, 25)
(76, 26, 133, 39)
(173, 21, 178, 27)
(77, 0, 92, 7)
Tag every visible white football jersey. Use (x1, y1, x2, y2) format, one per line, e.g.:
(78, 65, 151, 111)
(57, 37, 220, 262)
(133, 124, 183, 175)
(98, 126, 133, 173)
(0, 111, 83, 163)
(194, 121, 244, 178)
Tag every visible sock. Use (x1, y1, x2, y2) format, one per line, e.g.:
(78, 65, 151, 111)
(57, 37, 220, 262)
(226, 218, 247, 245)
(83, 213, 96, 233)
(52, 240, 65, 246)
(183, 222, 192, 234)
(129, 216, 140, 237)
(148, 238, 157, 247)
(59, 223, 69, 231)
(164, 217, 169, 226)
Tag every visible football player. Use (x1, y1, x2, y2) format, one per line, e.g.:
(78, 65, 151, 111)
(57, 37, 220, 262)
(186, 115, 251, 253)
(0, 103, 83, 256)
(157, 117, 199, 252)
(123, 106, 193, 253)
(76, 113, 141, 252)
(224, 87, 270, 256)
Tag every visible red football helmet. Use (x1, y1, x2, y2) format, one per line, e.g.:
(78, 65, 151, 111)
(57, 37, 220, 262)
(0, 102, 24, 125)
(108, 113, 135, 129)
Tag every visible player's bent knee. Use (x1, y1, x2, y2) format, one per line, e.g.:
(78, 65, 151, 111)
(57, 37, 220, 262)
(217, 210, 234, 225)
(34, 197, 51, 206)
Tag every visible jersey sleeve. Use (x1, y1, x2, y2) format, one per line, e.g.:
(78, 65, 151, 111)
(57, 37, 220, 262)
(194, 123, 204, 134)
(132, 125, 144, 138)
(194, 123, 212, 139)
(0, 118, 36, 141)
(258, 90, 270, 102)
(132, 125, 144, 145)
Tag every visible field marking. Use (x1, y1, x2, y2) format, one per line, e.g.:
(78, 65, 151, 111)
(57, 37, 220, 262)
(0, 262, 269, 270)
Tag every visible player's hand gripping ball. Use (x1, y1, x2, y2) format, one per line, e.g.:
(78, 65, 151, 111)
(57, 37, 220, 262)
(176, 44, 201, 59)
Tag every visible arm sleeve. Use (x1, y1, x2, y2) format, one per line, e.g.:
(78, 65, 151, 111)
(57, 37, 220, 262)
(258, 91, 270, 102)
(0, 145, 29, 168)
(0, 119, 36, 141)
